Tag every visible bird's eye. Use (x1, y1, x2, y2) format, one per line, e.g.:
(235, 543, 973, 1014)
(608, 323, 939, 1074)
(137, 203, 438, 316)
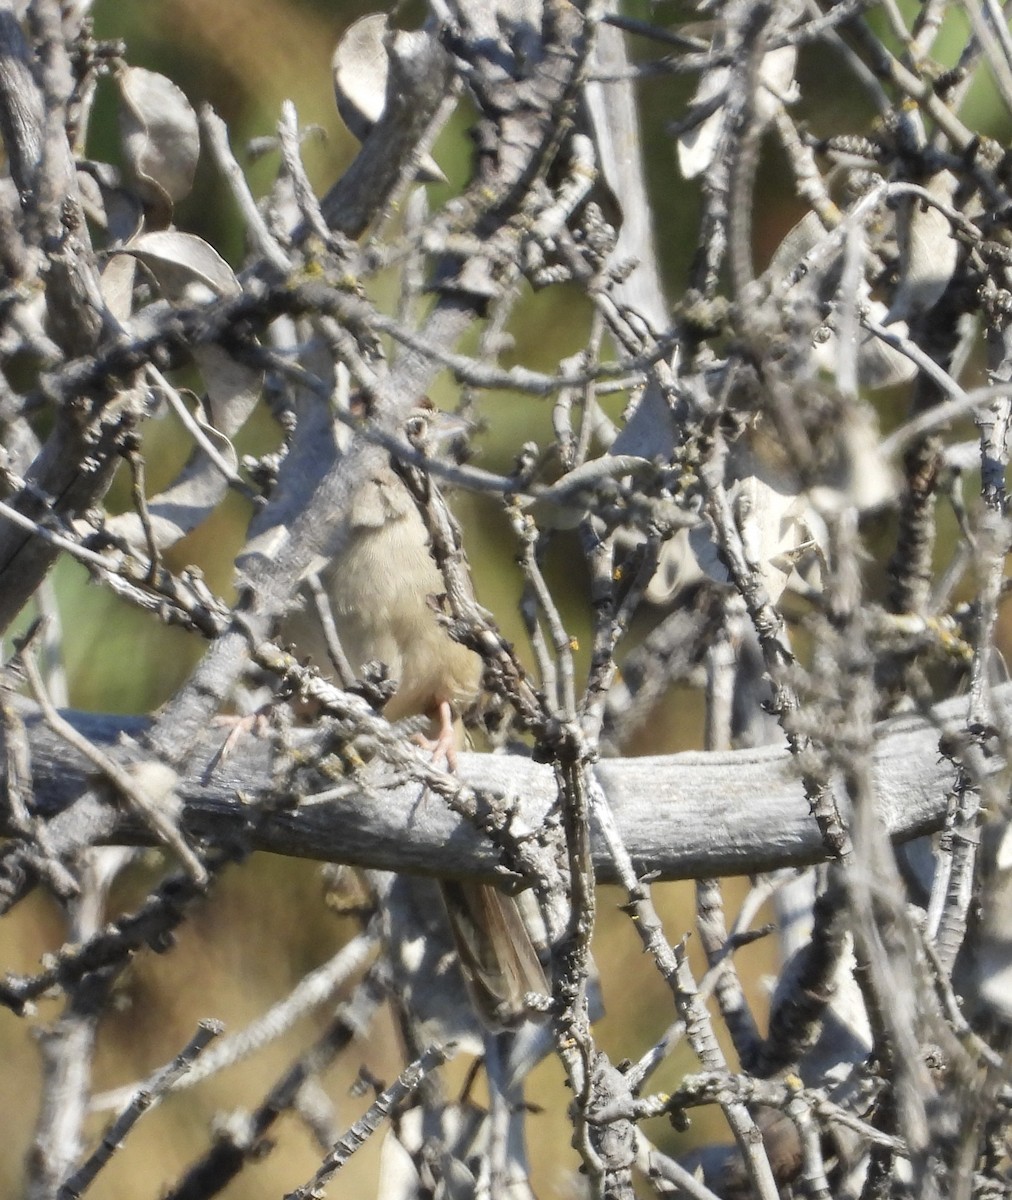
(405, 413, 429, 441)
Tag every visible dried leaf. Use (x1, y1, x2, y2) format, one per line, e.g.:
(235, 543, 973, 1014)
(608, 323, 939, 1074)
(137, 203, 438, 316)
(192, 343, 261, 436)
(78, 161, 145, 245)
(677, 45, 797, 180)
(768, 214, 918, 390)
(333, 13, 389, 141)
(332, 13, 445, 182)
(886, 171, 960, 323)
(107, 232, 261, 554)
(977, 819, 1012, 1022)
(647, 405, 892, 606)
(124, 231, 261, 432)
(99, 253, 137, 322)
(124, 229, 239, 303)
(118, 66, 200, 223)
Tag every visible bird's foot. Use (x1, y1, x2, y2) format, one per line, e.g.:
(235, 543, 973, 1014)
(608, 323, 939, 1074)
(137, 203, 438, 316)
(414, 698, 459, 771)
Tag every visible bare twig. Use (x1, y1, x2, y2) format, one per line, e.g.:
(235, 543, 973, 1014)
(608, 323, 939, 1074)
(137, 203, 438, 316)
(57, 1020, 224, 1200)
(285, 1041, 456, 1199)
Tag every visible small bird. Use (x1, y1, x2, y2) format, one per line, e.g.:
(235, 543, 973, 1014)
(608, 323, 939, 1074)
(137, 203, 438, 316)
(288, 408, 548, 1028)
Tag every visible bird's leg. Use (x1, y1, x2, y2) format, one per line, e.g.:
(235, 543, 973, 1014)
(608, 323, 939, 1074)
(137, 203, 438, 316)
(415, 698, 459, 771)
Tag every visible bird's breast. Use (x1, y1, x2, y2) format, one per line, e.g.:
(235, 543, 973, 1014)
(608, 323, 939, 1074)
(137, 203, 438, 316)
(332, 501, 481, 721)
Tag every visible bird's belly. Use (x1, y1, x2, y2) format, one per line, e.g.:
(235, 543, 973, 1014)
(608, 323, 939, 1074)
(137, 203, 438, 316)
(332, 533, 481, 719)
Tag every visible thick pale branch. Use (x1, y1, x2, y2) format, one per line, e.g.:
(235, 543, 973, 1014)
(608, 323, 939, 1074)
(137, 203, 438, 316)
(0, 11, 44, 191)
(1, 685, 984, 885)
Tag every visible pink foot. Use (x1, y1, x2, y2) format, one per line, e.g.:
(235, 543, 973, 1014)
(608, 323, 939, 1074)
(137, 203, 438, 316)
(414, 698, 458, 770)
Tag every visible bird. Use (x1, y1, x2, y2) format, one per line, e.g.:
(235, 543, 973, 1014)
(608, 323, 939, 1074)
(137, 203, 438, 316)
(286, 406, 548, 1029)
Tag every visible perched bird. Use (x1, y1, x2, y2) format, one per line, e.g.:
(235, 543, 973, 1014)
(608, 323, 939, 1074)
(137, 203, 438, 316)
(287, 408, 548, 1028)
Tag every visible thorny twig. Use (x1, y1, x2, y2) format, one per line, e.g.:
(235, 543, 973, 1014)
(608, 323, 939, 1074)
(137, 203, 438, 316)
(3, 2, 1012, 1196)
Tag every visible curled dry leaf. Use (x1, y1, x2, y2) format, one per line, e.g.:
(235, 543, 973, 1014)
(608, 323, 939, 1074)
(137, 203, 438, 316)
(77, 160, 145, 246)
(332, 12, 445, 183)
(677, 44, 798, 181)
(120, 230, 261, 431)
(767, 213, 918, 390)
(976, 817, 1012, 1022)
(813, 299, 918, 391)
(646, 432, 825, 607)
(122, 229, 240, 303)
(118, 66, 200, 225)
(194, 343, 262, 436)
(646, 406, 893, 606)
(99, 253, 137, 323)
(333, 13, 391, 142)
(103, 229, 260, 555)
(886, 170, 961, 324)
